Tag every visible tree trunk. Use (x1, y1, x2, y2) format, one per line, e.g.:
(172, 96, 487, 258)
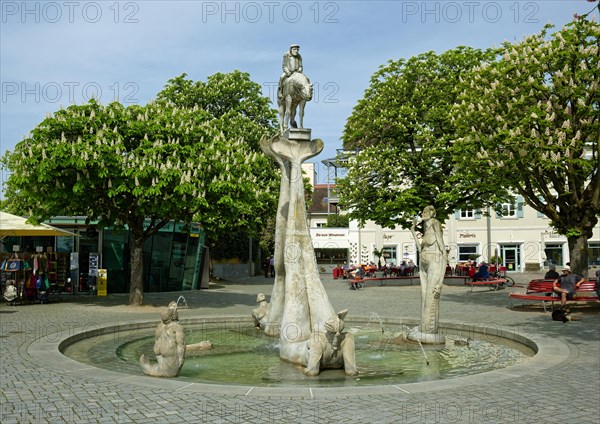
(128, 219, 145, 306)
(567, 233, 589, 279)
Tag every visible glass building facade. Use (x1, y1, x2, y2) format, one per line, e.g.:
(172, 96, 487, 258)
(102, 222, 205, 293)
(1, 217, 207, 294)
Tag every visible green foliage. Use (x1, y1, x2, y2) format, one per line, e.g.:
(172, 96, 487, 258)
(1, 71, 280, 303)
(156, 71, 281, 242)
(325, 214, 349, 228)
(211, 232, 259, 261)
(156, 71, 278, 150)
(258, 215, 276, 254)
(372, 247, 384, 267)
(1, 98, 275, 241)
(338, 47, 509, 229)
(454, 17, 599, 242)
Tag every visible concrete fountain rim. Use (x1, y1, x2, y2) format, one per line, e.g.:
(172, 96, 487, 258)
(27, 315, 567, 399)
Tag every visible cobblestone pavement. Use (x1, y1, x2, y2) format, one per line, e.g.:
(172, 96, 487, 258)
(1, 272, 599, 423)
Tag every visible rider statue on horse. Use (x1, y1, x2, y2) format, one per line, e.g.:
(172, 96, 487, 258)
(279, 44, 303, 96)
(278, 44, 313, 132)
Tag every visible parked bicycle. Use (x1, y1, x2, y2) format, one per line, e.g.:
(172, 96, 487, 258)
(489, 268, 515, 287)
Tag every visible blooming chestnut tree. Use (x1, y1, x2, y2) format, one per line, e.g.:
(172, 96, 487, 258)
(156, 71, 276, 151)
(338, 47, 509, 230)
(2, 95, 276, 305)
(454, 17, 599, 276)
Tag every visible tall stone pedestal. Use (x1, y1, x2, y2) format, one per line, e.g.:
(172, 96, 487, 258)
(259, 130, 357, 376)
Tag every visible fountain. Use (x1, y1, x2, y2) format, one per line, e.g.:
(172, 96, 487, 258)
(256, 43, 357, 377)
(54, 46, 538, 391)
(61, 317, 533, 387)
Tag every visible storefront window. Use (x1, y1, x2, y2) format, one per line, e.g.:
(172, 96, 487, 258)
(102, 226, 203, 293)
(167, 233, 188, 291)
(146, 231, 173, 292)
(544, 243, 564, 267)
(182, 235, 201, 290)
(458, 245, 478, 262)
(102, 229, 128, 293)
(314, 248, 347, 264)
(382, 246, 397, 264)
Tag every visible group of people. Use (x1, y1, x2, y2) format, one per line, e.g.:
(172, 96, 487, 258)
(332, 260, 417, 281)
(381, 260, 417, 277)
(333, 262, 370, 280)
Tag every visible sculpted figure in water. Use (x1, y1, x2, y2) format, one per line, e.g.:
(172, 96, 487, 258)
(140, 301, 186, 377)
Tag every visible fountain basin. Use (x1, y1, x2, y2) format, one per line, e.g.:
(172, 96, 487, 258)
(58, 316, 537, 389)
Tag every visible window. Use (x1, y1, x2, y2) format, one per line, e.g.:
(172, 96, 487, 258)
(454, 209, 481, 220)
(458, 244, 478, 262)
(544, 244, 564, 267)
(381, 245, 398, 264)
(500, 203, 517, 217)
(315, 248, 347, 264)
(498, 196, 524, 219)
(315, 222, 326, 228)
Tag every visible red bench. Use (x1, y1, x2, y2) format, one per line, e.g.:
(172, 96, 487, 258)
(362, 276, 417, 286)
(509, 279, 598, 311)
(464, 279, 508, 292)
(348, 277, 365, 290)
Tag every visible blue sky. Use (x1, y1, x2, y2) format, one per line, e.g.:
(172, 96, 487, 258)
(1, 1, 596, 187)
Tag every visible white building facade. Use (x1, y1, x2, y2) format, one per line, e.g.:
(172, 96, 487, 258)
(310, 202, 600, 273)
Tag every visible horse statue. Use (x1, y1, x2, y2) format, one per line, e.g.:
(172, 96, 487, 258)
(278, 72, 313, 132)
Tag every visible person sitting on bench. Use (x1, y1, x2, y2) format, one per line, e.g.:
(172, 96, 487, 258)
(553, 265, 584, 309)
(473, 262, 490, 281)
(544, 265, 560, 280)
(350, 265, 365, 289)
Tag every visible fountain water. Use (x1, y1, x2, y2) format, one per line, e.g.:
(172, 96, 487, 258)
(367, 312, 385, 334)
(414, 336, 430, 366)
(176, 295, 188, 309)
(62, 318, 532, 387)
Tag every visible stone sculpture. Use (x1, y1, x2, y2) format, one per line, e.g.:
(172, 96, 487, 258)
(259, 125, 357, 375)
(186, 340, 213, 354)
(277, 44, 313, 131)
(139, 301, 186, 377)
(252, 292, 269, 329)
(409, 205, 447, 344)
(279, 44, 303, 96)
(304, 309, 358, 376)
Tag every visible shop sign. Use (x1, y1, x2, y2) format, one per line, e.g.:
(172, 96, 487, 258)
(459, 232, 477, 239)
(542, 229, 560, 239)
(310, 228, 349, 248)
